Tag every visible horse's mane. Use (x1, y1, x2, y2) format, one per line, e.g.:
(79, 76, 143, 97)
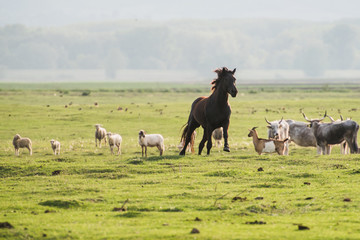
(211, 67, 230, 91)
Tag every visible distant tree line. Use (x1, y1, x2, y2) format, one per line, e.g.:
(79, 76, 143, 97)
(0, 19, 360, 77)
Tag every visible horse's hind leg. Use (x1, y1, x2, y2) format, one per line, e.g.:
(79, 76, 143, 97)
(198, 128, 208, 155)
(180, 120, 199, 155)
(206, 129, 213, 155)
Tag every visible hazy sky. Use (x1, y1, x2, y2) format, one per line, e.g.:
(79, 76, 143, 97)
(1, 0, 360, 26)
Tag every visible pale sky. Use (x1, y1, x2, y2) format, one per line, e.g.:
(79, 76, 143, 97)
(1, 0, 359, 26)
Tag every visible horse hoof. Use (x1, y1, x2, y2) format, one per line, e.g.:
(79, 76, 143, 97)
(179, 151, 185, 156)
(223, 147, 230, 152)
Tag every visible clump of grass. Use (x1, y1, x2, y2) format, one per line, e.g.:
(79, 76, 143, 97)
(81, 90, 91, 96)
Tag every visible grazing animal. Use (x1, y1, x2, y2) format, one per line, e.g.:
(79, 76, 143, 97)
(178, 131, 196, 153)
(95, 124, 107, 147)
(303, 112, 359, 155)
(138, 130, 164, 157)
(106, 132, 122, 155)
(13, 134, 32, 156)
(285, 119, 322, 154)
(212, 127, 223, 147)
(265, 117, 289, 155)
(180, 67, 238, 155)
(248, 127, 289, 155)
(327, 114, 350, 154)
(50, 139, 61, 155)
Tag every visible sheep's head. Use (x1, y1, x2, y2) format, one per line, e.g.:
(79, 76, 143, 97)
(50, 139, 55, 145)
(106, 132, 112, 137)
(247, 127, 257, 137)
(13, 134, 21, 141)
(139, 130, 146, 138)
(95, 124, 101, 129)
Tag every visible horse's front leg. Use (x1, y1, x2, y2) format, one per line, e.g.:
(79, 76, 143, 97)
(222, 121, 230, 152)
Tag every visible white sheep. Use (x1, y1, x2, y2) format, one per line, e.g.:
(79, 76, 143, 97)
(248, 127, 289, 155)
(138, 130, 164, 157)
(12, 134, 32, 156)
(95, 124, 107, 147)
(50, 139, 61, 155)
(106, 132, 122, 155)
(212, 127, 223, 147)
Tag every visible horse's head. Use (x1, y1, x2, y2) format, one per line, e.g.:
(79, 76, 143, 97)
(213, 67, 238, 97)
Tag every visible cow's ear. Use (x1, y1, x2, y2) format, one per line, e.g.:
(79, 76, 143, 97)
(267, 126, 271, 129)
(279, 125, 282, 128)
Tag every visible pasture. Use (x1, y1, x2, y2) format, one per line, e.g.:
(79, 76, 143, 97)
(0, 83, 360, 239)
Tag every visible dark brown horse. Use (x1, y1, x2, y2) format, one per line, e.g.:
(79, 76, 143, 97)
(179, 67, 238, 155)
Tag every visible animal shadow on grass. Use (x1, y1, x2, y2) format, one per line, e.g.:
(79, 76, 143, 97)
(116, 212, 141, 218)
(145, 155, 182, 161)
(39, 200, 82, 209)
(127, 159, 145, 165)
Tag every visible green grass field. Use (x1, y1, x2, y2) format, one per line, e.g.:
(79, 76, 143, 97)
(1, 83, 360, 239)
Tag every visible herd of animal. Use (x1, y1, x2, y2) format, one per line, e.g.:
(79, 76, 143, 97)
(11, 111, 359, 157)
(11, 125, 224, 157)
(10, 67, 360, 157)
(250, 112, 359, 156)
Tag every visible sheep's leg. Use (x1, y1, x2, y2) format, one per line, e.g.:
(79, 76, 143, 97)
(198, 128, 208, 155)
(157, 145, 163, 156)
(28, 147, 32, 156)
(222, 121, 230, 152)
(145, 146, 147, 158)
(110, 146, 114, 155)
(118, 143, 121, 155)
(141, 146, 144, 157)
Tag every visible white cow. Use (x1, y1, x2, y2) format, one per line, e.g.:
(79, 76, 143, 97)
(265, 117, 289, 155)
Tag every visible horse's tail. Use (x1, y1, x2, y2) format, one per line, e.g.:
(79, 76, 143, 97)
(180, 123, 189, 143)
(180, 96, 203, 144)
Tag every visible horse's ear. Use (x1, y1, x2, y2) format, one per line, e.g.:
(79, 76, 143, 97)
(232, 68, 236, 74)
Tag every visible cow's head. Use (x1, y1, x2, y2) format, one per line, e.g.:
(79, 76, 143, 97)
(303, 111, 327, 128)
(265, 117, 284, 139)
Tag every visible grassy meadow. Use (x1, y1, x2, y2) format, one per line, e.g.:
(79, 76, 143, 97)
(0, 82, 360, 239)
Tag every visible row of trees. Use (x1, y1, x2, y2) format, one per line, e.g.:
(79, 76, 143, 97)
(0, 19, 360, 77)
